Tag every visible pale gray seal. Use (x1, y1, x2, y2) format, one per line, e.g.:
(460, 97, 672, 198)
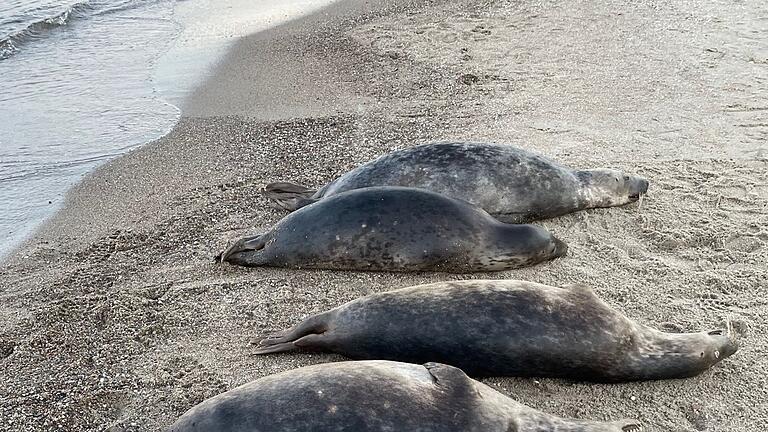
(255, 280, 738, 382)
(167, 360, 642, 432)
(263, 142, 649, 222)
(219, 187, 567, 272)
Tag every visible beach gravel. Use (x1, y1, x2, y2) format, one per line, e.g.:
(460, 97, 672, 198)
(0, 0, 766, 431)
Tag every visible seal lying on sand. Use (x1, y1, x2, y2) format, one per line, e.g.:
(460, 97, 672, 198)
(167, 360, 642, 432)
(219, 187, 567, 272)
(263, 142, 650, 223)
(254, 280, 738, 382)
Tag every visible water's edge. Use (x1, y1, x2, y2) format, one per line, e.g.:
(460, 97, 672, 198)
(0, 0, 341, 262)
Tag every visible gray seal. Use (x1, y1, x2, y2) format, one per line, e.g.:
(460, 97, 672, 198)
(263, 142, 649, 222)
(167, 360, 642, 432)
(219, 187, 567, 272)
(254, 280, 738, 382)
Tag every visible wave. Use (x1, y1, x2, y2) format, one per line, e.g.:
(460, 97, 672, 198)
(0, 1, 94, 60)
(0, 151, 124, 183)
(0, 0, 171, 60)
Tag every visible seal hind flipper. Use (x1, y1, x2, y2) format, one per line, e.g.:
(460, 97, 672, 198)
(619, 421, 643, 432)
(254, 312, 332, 355)
(262, 182, 318, 211)
(219, 233, 268, 263)
(251, 336, 324, 355)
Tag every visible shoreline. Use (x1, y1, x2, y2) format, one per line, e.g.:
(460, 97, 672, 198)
(1, 0, 767, 431)
(0, 0, 346, 263)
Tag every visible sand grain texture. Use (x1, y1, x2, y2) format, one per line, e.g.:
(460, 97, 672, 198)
(1, 0, 766, 431)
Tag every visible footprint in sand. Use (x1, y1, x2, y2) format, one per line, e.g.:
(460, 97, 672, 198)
(724, 235, 764, 254)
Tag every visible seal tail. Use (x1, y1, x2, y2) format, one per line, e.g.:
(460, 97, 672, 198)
(254, 312, 332, 355)
(262, 182, 318, 211)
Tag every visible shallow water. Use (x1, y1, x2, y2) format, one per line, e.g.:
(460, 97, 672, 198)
(0, 0, 338, 259)
(0, 0, 181, 259)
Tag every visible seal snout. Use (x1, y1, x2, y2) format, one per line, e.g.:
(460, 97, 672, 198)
(552, 236, 568, 258)
(628, 177, 649, 201)
(707, 328, 739, 360)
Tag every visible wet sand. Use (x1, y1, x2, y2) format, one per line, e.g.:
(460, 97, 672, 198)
(1, 0, 766, 431)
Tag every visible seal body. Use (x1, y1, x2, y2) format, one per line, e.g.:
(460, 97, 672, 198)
(167, 360, 641, 432)
(263, 142, 649, 222)
(255, 280, 738, 382)
(220, 187, 567, 272)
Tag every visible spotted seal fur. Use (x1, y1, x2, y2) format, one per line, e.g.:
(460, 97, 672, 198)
(264, 142, 649, 222)
(167, 360, 642, 432)
(220, 187, 567, 272)
(255, 280, 738, 382)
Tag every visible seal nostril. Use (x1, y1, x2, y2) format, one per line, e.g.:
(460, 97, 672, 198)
(708, 330, 724, 336)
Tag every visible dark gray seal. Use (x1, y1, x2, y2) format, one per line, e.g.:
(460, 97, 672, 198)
(167, 360, 642, 432)
(263, 142, 649, 222)
(219, 187, 567, 272)
(255, 280, 738, 382)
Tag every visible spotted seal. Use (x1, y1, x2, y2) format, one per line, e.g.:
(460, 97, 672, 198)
(263, 142, 649, 222)
(219, 187, 567, 272)
(167, 360, 641, 432)
(255, 280, 738, 382)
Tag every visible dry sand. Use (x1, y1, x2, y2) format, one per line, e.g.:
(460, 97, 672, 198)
(1, 0, 767, 430)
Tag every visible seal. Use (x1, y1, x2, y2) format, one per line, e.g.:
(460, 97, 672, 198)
(219, 187, 567, 272)
(167, 360, 642, 432)
(263, 142, 650, 222)
(254, 280, 738, 382)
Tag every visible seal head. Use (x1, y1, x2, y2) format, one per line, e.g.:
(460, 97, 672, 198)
(617, 328, 739, 381)
(577, 168, 649, 207)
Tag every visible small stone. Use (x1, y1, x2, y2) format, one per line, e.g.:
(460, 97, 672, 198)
(459, 73, 480, 85)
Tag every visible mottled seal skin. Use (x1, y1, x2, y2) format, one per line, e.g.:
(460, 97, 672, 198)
(219, 187, 567, 272)
(167, 360, 642, 432)
(255, 280, 738, 382)
(263, 142, 650, 222)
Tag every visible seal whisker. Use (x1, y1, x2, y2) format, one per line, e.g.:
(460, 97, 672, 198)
(563, 218, 580, 235)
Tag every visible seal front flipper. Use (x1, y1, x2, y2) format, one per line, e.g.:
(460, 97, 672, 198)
(253, 312, 333, 354)
(422, 362, 480, 400)
(262, 182, 318, 211)
(423, 362, 470, 386)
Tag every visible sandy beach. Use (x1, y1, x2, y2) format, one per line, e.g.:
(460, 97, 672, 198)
(1, 0, 767, 430)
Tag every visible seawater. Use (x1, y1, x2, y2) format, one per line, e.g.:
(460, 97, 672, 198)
(0, 0, 339, 260)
